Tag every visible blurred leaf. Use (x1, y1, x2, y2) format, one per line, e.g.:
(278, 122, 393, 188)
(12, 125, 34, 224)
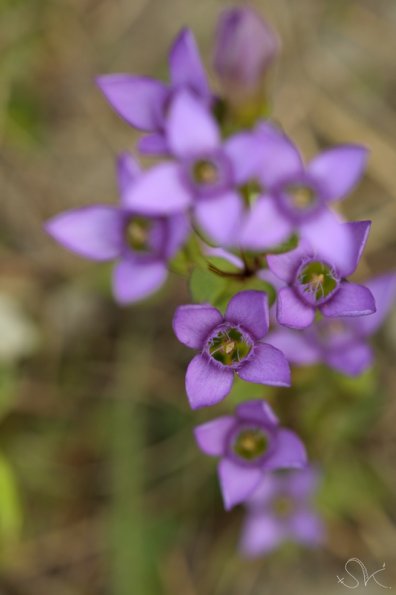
(0, 453, 22, 546)
(189, 266, 228, 306)
(0, 366, 16, 422)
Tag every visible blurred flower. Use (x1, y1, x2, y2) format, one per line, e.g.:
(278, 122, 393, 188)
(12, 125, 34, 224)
(45, 153, 189, 304)
(240, 466, 324, 557)
(268, 272, 396, 375)
(195, 400, 307, 509)
(97, 29, 211, 155)
(240, 124, 368, 255)
(214, 7, 280, 102)
(267, 221, 376, 329)
(173, 290, 290, 409)
(124, 90, 264, 246)
(0, 294, 39, 363)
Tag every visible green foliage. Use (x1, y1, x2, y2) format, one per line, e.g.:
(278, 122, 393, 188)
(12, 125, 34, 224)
(0, 453, 22, 547)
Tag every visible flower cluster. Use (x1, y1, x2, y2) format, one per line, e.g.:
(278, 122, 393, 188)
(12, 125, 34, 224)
(45, 6, 395, 556)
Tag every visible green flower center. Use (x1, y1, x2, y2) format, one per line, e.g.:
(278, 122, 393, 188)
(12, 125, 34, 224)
(208, 327, 252, 366)
(125, 217, 152, 252)
(193, 159, 219, 185)
(298, 261, 337, 302)
(233, 428, 269, 461)
(272, 495, 294, 518)
(286, 184, 316, 210)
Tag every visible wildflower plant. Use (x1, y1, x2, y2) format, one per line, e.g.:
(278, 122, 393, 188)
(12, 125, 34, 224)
(45, 6, 396, 557)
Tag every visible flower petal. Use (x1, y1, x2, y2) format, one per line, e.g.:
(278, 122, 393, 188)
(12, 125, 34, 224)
(287, 466, 321, 500)
(166, 90, 220, 158)
(45, 206, 123, 261)
(218, 459, 262, 510)
(96, 75, 167, 130)
(137, 133, 169, 156)
(172, 304, 223, 349)
(123, 163, 191, 215)
(325, 341, 373, 376)
(240, 512, 284, 557)
(117, 153, 141, 203)
(255, 123, 304, 188)
(267, 240, 311, 283)
(185, 355, 234, 409)
(308, 145, 368, 201)
(194, 416, 235, 457)
(224, 133, 265, 184)
(266, 329, 320, 365)
(236, 400, 279, 426)
(238, 343, 291, 387)
(320, 282, 376, 318)
(262, 429, 307, 471)
(164, 213, 190, 259)
(194, 191, 243, 247)
(169, 28, 210, 100)
(289, 510, 325, 545)
(337, 220, 371, 277)
(277, 287, 315, 329)
(239, 196, 293, 251)
(349, 272, 396, 336)
(112, 260, 167, 304)
(225, 290, 269, 339)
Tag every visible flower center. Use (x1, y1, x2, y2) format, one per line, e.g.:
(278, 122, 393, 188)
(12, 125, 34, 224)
(192, 159, 219, 186)
(272, 495, 294, 518)
(233, 428, 269, 461)
(285, 184, 316, 211)
(125, 217, 152, 252)
(297, 260, 338, 303)
(208, 327, 252, 366)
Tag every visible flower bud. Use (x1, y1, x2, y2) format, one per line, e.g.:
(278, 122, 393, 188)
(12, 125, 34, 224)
(214, 7, 280, 105)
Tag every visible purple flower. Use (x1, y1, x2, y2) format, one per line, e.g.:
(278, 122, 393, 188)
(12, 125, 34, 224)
(214, 7, 280, 99)
(96, 29, 211, 155)
(240, 124, 368, 262)
(45, 153, 189, 304)
(194, 400, 307, 509)
(173, 290, 291, 409)
(268, 272, 396, 376)
(240, 466, 324, 557)
(124, 90, 262, 246)
(267, 221, 376, 329)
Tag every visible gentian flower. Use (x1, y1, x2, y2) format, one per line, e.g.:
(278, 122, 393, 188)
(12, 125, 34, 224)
(214, 6, 280, 101)
(194, 400, 307, 509)
(97, 29, 211, 155)
(240, 466, 324, 557)
(45, 153, 189, 304)
(267, 221, 376, 329)
(124, 90, 263, 245)
(172, 290, 291, 409)
(240, 124, 368, 263)
(268, 272, 396, 376)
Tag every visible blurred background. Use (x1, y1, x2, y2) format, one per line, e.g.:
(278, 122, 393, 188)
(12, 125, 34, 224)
(1, 0, 396, 593)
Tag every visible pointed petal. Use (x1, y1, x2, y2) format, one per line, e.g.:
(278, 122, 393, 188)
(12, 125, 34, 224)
(240, 513, 284, 557)
(45, 206, 123, 261)
(338, 220, 371, 277)
(169, 28, 210, 99)
(277, 287, 315, 329)
(96, 75, 167, 130)
(325, 342, 373, 376)
(262, 429, 307, 471)
(308, 145, 368, 201)
(238, 343, 291, 387)
(236, 400, 279, 426)
(194, 191, 243, 247)
(137, 133, 169, 156)
(289, 510, 325, 545)
(350, 272, 396, 336)
(117, 153, 141, 203)
(255, 124, 304, 188)
(112, 260, 167, 304)
(123, 163, 191, 215)
(266, 329, 320, 365)
(267, 240, 311, 283)
(194, 416, 235, 456)
(225, 290, 269, 339)
(218, 459, 262, 510)
(172, 304, 223, 348)
(224, 133, 265, 184)
(320, 282, 376, 318)
(166, 91, 220, 158)
(186, 355, 234, 409)
(240, 196, 292, 251)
